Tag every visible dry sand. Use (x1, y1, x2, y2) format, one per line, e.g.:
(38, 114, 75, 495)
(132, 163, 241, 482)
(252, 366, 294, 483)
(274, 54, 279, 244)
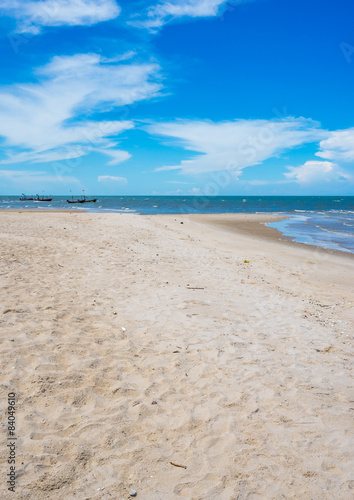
(0, 212, 353, 499)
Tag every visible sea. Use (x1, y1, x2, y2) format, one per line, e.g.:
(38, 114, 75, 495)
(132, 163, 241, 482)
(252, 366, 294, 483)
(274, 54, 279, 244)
(1, 195, 353, 254)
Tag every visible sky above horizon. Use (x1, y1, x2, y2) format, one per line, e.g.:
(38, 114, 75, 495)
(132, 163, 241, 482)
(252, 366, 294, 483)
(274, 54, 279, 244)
(0, 0, 353, 196)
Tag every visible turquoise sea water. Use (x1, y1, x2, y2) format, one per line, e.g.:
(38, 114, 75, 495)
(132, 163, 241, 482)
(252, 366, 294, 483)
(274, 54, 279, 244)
(1, 195, 353, 254)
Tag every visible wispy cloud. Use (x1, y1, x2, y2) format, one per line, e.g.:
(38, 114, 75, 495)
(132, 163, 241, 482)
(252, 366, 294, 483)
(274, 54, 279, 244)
(165, 180, 192, 184)
(0, 169, 80, 185)
(129, 0, 232, 31)
(98, 175, 127, 183)
(148, 118, 326, 175)
(0, 169, 47, 178)
(96, 148, 132, 166)
(0, 52, 162, 166)
(0, 149, 85, 165)
(0, 0, 121, 34)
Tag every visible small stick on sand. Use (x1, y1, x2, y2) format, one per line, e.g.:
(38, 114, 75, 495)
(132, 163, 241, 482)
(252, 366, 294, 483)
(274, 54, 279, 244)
(169, 462, 187, 469)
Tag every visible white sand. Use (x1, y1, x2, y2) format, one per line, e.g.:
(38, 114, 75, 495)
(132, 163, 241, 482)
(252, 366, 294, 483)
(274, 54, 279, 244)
(0, 212, 353, 499)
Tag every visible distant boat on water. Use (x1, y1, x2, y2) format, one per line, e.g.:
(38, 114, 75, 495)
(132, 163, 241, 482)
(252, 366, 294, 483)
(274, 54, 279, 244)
(20, 194, 35, 201)
(20, 193, 53, 201)
(67, 192, 97, 204)
(67, 197, 97, 204)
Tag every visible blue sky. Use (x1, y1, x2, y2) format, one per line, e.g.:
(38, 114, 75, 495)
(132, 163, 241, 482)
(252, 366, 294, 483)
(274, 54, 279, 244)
(0, 0, 353, 195)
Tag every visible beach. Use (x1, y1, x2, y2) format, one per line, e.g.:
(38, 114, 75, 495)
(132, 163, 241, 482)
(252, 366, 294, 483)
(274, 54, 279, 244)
(0, 211, 353, 499)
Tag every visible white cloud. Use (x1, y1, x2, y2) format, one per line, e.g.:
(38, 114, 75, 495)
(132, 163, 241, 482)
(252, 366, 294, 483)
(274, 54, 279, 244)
(284, 160, 353, 184)
(0, 53, 162, 166)
(246, 179, 289, 186)
(129, 0, 230, 31)
(286, 127, 354, 187)
(0, 169, 80, 184)
(0, 149, 85, 165)
(95, 148, 131, 166)
(315, 128, 354, 162)
(0, 169, 46, 178)
(165, 180, 192, 184)
(98, 175, 127, 183)
(148, 118, 326, 175)
(0, 0, 120, 34)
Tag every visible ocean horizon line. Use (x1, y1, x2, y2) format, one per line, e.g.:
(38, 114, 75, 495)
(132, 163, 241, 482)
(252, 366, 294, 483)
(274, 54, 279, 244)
(2, 194, 354, 198)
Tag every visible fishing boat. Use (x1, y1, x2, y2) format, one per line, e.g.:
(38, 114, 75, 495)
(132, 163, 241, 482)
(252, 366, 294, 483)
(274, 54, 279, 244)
(34, 194, 53, 202)
(20, 194, 35, 201)
(67, 191, 97, 204)
(67, 197, 97, 204)
(20, 193, 52, 201)
(67, 190, 97, 204)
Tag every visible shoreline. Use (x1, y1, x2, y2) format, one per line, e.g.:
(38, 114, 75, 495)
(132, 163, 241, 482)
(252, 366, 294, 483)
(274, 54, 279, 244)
(0, 209, 88, 213)
(1, 210, 353, 257)
(187, 213, 354, 260)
